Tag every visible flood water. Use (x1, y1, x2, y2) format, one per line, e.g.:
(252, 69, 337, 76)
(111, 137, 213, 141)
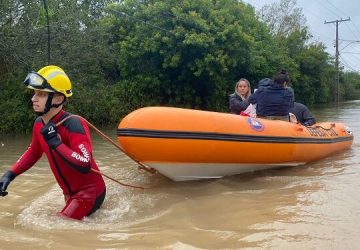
(0, 101, 360, 249)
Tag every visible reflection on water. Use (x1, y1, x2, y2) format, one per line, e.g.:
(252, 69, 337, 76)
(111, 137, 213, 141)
(1, 101, 360, 249)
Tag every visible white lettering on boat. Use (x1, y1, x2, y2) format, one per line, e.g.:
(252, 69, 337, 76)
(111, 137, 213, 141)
(306, 127, 338, 137)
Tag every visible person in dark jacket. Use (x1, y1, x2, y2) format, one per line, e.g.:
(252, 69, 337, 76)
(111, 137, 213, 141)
(229, 78, 251, 114)
(289, 102, 316, 126)
(255, 78, 271, 92)
(249, 69, 294, 120)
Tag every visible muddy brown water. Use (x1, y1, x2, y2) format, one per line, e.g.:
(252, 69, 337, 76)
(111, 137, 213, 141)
(0, 102, 359, 249)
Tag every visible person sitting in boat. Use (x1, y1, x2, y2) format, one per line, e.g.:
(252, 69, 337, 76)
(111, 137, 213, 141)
(0, 65, 106, 220)
(249, 69, 294, 121)
(243, 78, 272, 117)
(289, 102, 316, 126)
(254, 78, 271, 92)
(229, 78, 251, 114)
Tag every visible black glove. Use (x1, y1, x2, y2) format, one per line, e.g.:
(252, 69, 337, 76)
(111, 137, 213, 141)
(41, 121, 61, 149)
(0, 171, 16, 197)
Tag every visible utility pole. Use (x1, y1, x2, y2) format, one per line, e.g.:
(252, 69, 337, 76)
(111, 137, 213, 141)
(324, 17, 350, 105)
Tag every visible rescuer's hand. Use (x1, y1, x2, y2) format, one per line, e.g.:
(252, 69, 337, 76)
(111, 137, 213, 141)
(0, 171, 16, 197)
(41, 121, 61, 149)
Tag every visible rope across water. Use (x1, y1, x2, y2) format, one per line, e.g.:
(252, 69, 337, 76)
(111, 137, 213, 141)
(55, 115, 150, 190)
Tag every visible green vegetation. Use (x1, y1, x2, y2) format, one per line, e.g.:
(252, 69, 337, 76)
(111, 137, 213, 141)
(1, 0, 360, 134)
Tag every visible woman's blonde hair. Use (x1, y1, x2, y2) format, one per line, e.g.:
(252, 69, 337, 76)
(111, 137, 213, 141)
(235, 78, 251, 100)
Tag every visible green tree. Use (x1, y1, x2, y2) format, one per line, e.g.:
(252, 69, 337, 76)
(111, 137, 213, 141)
(341, 71, 360, 100)
(0, 0, 119, 133)
(260, 0, 336, 105)
(1, 0, 358, 135)
(259, 0, 306, 37)
(105, 0, 288, 111)
(278, 28, 335, 105)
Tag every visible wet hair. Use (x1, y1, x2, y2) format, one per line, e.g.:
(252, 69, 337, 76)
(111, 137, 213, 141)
(273, 69, 289, 85)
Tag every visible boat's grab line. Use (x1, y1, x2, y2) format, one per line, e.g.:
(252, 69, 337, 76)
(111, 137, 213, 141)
(117, 128, 353, 144)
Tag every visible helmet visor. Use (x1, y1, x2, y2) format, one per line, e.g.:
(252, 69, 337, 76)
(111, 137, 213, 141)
(23, 72, 56, 92)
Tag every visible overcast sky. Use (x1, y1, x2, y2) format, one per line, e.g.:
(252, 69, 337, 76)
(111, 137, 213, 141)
(242, 0, 360, 72)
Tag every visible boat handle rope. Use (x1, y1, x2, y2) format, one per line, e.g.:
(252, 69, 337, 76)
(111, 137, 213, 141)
(313, 123, 336, 130)
(55, 114, 150, 190)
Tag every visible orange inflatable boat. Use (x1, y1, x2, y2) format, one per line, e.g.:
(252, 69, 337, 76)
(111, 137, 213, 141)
(117, 107, 353, 181)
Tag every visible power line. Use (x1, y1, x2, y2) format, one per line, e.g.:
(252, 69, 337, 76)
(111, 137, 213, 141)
(42, 0, 51, 64)
(344, 22, 360, 41)
(325, 0, 348, 17)
(340, 55, 359, 72)
(109, 9, 176, 35)
(342, 52, 360, 55)
(350, 21, 360, 39)
(339, 39, 360, 52)
(314, 0, 341, 18)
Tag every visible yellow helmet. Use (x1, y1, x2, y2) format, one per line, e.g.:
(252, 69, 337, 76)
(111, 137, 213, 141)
(24, 65, 73, 97)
